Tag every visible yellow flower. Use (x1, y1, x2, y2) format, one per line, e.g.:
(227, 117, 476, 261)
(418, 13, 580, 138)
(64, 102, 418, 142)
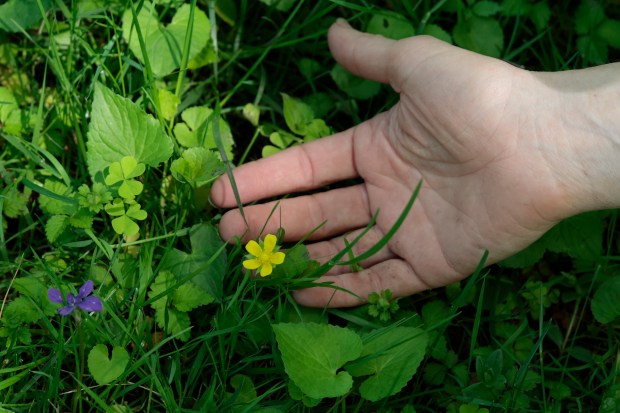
(243, 234, 286, 277)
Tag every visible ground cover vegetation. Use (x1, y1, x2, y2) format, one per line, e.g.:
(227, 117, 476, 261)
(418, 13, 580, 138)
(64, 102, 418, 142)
(1, 0, 620, 411)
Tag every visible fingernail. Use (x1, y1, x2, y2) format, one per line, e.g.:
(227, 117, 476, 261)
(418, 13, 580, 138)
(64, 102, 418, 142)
(335, 18, 351, 27)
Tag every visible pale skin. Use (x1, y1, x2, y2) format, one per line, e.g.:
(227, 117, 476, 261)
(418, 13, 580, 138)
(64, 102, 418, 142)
(210, 20, 620, 307)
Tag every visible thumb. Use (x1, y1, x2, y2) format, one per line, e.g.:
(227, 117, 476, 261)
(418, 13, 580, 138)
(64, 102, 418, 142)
(327, 19, 396, 85)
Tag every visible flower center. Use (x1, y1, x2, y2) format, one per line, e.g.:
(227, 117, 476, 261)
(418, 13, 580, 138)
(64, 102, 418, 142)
(259, 252, 271, 264)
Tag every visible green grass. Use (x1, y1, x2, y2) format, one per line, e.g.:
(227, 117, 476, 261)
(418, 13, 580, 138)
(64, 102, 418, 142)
(1, 0, 620, 412)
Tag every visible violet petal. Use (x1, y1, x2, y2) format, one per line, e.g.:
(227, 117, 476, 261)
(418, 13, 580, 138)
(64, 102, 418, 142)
(77, 296, 103, 313)
(57, 305, 74, 316)
(66, 293, 76, 306)
(78, 280, 94, 298)
(47, 288, 64, 304)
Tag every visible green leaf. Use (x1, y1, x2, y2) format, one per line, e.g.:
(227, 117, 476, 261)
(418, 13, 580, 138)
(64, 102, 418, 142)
(282, 93, 314, 136)
(591, 277, 620, 323)
(173, 106, 235, 160)
(173, 282, 214, 312)
(0, 0, 52, 32)
(269, 244, 312, 279)
(345, 327, 428, 401)
(2, 186, 28, 218)
(242, 103, 260, 126)
(104, 198, 125, 217)
(38, 180, 75, 216)
(158, 89, 180, 120)
(544, 212, 604, 260)
(0, 86, 22, 136)
(501, 0, 531, 16)
(1, 296, 41, 329)
(87, 344, 130, 385)
(122, 2, 211, 77)
(149, 271, 194, 341)
(472, 1, 501, 17)
(272, 323, 363, 399)
(331, 64, 382, 100)
(46, 215, 69, 243)
(159, 223, 226, 301)
(530, 2, 551, 31)
(170, 147, 225, 187)
(597, 19, 620, 48)
(111, 215, 140, 237)
(86, 83, 173, 179)
(422, 24, 452, 44)
(453, 15, 504, 58)
(577, 34, 608, 64)
(575, 0, 606, 35)
(366, 12, 415, 40)
(106, 156, 146, 199)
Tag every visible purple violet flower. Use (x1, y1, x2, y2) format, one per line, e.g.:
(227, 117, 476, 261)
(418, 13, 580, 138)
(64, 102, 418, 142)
(48, 280, 103, 316)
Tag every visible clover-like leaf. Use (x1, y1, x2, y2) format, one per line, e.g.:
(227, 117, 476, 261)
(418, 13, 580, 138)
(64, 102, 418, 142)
(105, 156, 145, 199)
(105, 199, 147, 236)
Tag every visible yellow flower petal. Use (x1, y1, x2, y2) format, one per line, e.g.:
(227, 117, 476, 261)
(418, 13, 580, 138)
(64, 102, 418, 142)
(271, 251, 285, 265)
(263, 234, 277, 253)
(245, 240, 262, 257)
(259, 262, 273, 277)
(243, 259, 261, 270)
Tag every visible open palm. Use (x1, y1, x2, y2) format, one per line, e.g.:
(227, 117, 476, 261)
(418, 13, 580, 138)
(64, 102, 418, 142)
(211, 21, 574, 307)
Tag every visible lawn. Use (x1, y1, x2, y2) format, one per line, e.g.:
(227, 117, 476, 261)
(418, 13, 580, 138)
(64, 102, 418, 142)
(1, 0, 620, 412)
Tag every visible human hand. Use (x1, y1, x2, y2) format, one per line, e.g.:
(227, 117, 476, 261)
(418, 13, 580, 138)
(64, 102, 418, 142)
(210, 20, 620, 307)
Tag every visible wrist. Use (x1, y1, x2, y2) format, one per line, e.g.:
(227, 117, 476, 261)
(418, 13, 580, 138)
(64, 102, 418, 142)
(530, 64, 620, 218)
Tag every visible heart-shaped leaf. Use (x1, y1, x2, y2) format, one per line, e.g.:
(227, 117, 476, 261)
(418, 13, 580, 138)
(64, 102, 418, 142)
(122, 2, 211, 77)
(272, 323, 363, 399)
(87, 344, 129, 385)
(105, 156, 145, 199)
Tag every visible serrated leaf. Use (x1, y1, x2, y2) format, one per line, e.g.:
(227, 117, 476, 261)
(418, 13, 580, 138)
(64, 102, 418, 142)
(46, 215, 69, 243)
(366, 12, 415, 40)
(86, 83, 173, 179)
(453, 15, 504, 57)
(68, 208, 94, 229)
(331, 64, 381, 100)
(173, 106, 234, 160)
(122, 2, 211, 77)
(2, 186, 28, 218)
(272, 323, 363, 399)
(170, 147, 225, 187)
(173, 282, 214, 311)
(149, 271, 193, 341)
(421, 300, 451, 328)
(1, 296, 41, 328)
(39, 180, 75, 215)
(345, 327, 428, 401)
(0, 0, 52, 32)
(87, 344, 129, 385)
(591, 277, 620, 323)
(159, 223, 226, 300)
(544, 211, 604, 260)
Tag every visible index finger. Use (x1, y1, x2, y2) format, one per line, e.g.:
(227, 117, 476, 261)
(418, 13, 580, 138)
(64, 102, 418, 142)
(210, 128, 357, 208)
